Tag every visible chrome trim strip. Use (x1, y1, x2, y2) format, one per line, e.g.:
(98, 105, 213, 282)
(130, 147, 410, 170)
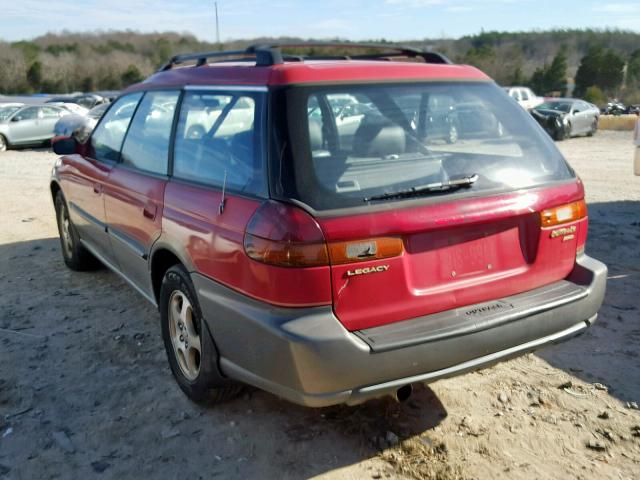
(79, 239, 157, 307)
(183, 85, 268, 92)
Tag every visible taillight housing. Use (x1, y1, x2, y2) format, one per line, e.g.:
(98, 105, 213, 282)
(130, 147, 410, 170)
(244, 201, 404, 268)
(540, 199, 587, 227)
(244, 201, 328, 267)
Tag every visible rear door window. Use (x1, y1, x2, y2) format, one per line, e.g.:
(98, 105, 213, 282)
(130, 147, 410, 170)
(172, 90, 266, 195)
(120, 90, 179, 175)
(90, 93, 143, 163)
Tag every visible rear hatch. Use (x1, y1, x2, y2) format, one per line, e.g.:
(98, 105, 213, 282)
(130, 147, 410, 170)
(271, 80, 584, 331)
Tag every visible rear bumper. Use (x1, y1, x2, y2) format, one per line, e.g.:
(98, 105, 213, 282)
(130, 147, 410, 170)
(193, 254, 607, 407)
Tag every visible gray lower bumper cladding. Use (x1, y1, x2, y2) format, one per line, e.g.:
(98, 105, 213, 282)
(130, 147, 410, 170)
(192, 254, 607, 407)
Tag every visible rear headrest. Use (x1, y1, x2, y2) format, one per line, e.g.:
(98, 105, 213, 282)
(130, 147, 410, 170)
(308, 119, 323, 151)
(352, 117, 406, 157)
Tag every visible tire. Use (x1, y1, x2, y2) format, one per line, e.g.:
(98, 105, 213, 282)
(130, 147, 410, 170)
(565, 122, 572, 139)
(159, 265, 242, 404)
(587, 119, 597, 137)
(0, 134, 7, 152)
(54, 191, 99, 271)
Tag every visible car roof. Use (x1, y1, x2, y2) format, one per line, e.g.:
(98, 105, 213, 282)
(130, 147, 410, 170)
(126, 60, 489, 93)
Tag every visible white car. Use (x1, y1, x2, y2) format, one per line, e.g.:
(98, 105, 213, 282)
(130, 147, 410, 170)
(47, 102, 89, 116)
(503, 87, 544, 110)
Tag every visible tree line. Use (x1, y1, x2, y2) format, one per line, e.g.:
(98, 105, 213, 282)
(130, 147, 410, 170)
(1, 29, 639, 105)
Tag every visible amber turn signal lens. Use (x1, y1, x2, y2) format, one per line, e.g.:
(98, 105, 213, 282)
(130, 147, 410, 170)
(244, 234, 329, 267)
(540, 200, 587, 227)
(328, 237, 404, 265)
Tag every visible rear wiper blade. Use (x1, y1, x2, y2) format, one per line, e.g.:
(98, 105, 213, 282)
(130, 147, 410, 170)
(364, 174, 479, 202)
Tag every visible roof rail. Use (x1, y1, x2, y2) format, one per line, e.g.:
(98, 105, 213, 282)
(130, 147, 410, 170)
(157, 42, 452, 71)
(253, 42, 453, 65)
(157, 45, 285, 71)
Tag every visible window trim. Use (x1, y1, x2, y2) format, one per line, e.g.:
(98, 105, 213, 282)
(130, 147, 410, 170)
(169, 87, 268, 198)
(118, 89, 181, 176)
(86, 91, 145, 166)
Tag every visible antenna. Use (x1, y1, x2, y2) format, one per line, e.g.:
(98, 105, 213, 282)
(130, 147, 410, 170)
(215, 2, 220, 46)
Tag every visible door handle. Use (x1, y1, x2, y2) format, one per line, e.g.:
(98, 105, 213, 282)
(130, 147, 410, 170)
(93, 183, 102, 194)
(143, 202, 157, 220)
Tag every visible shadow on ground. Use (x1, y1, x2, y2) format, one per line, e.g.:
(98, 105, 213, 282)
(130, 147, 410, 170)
(0, 237, 448, 479)
(538, 200, 640, 403)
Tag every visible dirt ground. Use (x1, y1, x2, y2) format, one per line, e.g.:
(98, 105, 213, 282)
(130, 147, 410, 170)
(1, 131, 639, 480)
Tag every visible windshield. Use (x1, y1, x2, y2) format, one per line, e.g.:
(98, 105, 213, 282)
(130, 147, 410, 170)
(537, 101, 572, 113)
(0, 106, 20, 121)
(271, 81, 573, 211)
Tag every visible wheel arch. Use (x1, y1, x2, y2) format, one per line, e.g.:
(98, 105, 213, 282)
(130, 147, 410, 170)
(50, 180, 62, 204)
(150, 243, 195, 304)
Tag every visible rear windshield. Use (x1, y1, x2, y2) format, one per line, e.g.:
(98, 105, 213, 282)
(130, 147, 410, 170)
(271, 82, 573, 211)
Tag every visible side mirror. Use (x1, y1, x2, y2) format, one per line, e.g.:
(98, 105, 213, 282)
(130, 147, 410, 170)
(11, 116, 22, 122)
(573, 109, 580, 114)
(52, 137, 78, 155)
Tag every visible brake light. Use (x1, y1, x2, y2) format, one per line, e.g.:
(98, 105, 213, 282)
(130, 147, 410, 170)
(244, 201, 328, 267)
(244, 201, 404, 268)
(540, 200, 587, 227)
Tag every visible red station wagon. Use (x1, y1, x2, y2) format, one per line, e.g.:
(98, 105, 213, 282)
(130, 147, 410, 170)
(51, 44, 607, 406)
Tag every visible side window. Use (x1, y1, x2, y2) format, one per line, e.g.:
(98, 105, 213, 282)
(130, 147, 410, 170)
(520, 89, 530, 101)
(90, 93, 143, 163)
(120, 90, 179, 175)
(14, 107, 39, 121)
(173, 91, 265, 195)
(42, 106, 62, 118)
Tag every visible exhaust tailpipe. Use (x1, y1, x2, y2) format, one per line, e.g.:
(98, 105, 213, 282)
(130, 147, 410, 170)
(393, 384, 413, 403)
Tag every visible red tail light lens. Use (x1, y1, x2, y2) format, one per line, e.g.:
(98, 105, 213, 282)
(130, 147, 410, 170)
(244, 201, 405, 268)
(244, 201, 329, 267)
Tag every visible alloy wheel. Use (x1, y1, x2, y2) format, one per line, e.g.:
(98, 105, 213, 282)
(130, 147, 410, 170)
(168, 290, 202, 381)
(58, 204, 73, 258)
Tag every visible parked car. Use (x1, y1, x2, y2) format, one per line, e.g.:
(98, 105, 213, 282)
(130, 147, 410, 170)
(47, 102, 90, 116)
(0, 104, 70, 151)
(530, 108, 567, 141)
(87, 103, 110, 120)
(50, 44, 607, 407)
(47, 93, 108, 110)
(532, 99, 599, 139)
(503, 86, 543, 110)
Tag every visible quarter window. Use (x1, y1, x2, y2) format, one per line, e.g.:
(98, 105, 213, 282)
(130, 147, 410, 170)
(90, 93, 142, 163)
(42, 106, 62, 118)
(173, 91, 265, 195)
(120, 91, 179, 175)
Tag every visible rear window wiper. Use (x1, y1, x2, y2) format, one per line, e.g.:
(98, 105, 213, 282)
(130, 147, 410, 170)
(364, 174, 479, 202)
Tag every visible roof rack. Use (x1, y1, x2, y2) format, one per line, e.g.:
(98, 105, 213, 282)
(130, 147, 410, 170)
(158, 42, 452, 72)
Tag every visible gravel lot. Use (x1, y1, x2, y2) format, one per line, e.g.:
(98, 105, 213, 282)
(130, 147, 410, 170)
(1, 131, 639, 479)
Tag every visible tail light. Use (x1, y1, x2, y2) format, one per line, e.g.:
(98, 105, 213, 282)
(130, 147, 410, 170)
(244, 201, 404, 267)
(540, 199, 587, 227)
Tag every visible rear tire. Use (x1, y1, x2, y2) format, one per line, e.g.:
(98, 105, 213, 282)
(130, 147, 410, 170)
(159, 265, 242, 404)
(587, 119, 597, 137)
(0, 134, 7, 152)
(54, 191, 99, 271)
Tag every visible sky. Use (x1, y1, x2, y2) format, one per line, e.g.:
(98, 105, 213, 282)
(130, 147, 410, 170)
(1, 0, 639, 42)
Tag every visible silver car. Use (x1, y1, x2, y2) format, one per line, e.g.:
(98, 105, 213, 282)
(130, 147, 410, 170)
(533, 99, 599, 138)
(0, 104, 70, 151)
